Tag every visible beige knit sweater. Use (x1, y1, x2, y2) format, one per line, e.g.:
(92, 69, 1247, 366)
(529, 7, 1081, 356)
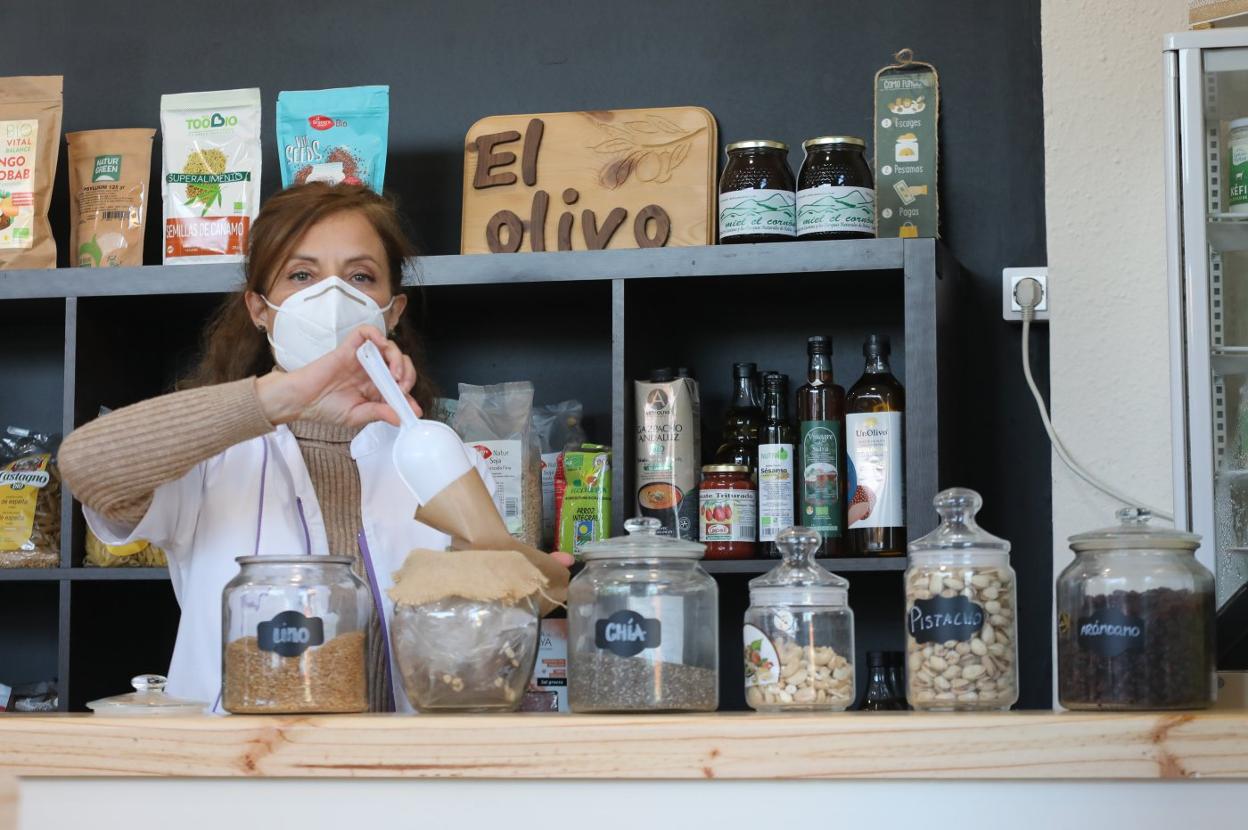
(59, 377, 391, 712)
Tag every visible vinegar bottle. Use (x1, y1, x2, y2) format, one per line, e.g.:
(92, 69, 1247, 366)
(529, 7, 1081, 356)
(796, 336, 846, 557)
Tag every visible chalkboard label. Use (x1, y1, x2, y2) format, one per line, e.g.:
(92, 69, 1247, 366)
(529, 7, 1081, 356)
(1077, 610, 1145, 658)
(257, 610, 325, 658)
(594, 609, 661, 658)
(907, 595, 984, 644)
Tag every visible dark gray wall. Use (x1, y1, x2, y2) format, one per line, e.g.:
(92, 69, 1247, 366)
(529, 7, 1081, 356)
(10, 0, 1052, 706)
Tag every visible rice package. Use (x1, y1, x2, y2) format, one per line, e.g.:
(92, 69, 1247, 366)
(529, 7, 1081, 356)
(276, 85, 389, 192)
(160, 88, 262, 264)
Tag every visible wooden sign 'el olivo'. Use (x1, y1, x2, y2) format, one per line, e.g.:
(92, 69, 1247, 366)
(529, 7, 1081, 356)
(461, 107, 717, 254)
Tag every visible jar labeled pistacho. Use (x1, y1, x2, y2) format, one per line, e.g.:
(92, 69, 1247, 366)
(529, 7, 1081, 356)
(797, 136, 875, 240)
(700, 464, 756, 559)
(1058, 509, 1213, 710)
(718, 140, 796, 243)
(904, 488, 1018, 711)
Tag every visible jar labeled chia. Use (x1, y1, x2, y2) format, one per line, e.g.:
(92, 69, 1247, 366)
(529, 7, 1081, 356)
(904, 488, 1018, 711)
(718, 140, 796, 243)
(744, 526, 855, 711)
(1058, 509, 1214, 710)
(568, 517, 719, 712)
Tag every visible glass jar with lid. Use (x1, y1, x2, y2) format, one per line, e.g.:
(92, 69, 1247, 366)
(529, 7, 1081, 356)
(568, 517, 718, 712)
(744, 526, 854, 711)
(718, 140, 796, 243)
(86, 675, 207, 716)
(222, 555, 372, 714)
(904, 488, 1018, 711)
(1058, 509, 1214, 710)
(700, 463, 757, 560)
(797, 136, 876, 240)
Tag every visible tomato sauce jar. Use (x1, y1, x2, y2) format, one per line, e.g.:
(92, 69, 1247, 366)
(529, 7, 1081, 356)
(700, 464, 757, 559)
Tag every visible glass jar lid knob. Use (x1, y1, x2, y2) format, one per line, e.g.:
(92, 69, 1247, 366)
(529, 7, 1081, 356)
(776, 525, 821, 567)
(909, 487, 1011, 553)
(625, 517, 662, 536)
(131, 674, 168, 692)
(1116, 507, 1151, 527)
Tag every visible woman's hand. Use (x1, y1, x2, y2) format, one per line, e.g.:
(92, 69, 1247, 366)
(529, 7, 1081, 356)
(256, 326, 421, 428)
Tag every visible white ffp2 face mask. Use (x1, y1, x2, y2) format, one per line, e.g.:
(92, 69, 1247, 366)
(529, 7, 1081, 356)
(265, 276, 395, 371)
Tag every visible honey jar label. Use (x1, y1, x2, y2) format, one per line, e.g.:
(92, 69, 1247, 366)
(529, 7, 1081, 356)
(796, 185, 875, 236)
(257, 610, 325, 658)
(907, 595, 983, 644)
(718, 188, 796, 239)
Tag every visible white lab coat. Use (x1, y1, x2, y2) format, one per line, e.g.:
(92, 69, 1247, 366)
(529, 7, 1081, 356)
(84, 421, 491, 713)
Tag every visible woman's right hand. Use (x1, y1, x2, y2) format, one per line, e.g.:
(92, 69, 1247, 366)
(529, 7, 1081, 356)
(256, 326, 421, 428)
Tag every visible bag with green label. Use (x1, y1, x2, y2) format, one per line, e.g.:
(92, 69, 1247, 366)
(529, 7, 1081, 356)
(67, 129, 154, 268)
(555, 444, 611, 557)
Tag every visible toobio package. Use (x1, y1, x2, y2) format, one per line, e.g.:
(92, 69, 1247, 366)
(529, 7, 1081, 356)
(555, 444, 611, 557)
(0, 76, 62, 270)
(276, 86, 389, 191)
(160, 88, 262, 264)
(67, 129, 154, 267)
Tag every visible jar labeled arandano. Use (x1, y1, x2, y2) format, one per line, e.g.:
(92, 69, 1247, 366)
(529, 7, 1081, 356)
(797, 136, 875, 240)
(718, 140, 796, 243)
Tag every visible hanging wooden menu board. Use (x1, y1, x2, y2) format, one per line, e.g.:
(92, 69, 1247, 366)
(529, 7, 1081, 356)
(874, 50, 940, 239)
(461, 107, 717, 254)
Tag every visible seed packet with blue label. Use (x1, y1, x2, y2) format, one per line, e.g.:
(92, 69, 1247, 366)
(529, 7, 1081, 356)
(276, 85, 389, 192)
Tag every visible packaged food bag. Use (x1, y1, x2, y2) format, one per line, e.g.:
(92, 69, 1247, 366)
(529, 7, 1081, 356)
(0, 76, 62, 270)
(451, 381, 541, 548)
(160, 88, 262, 264)
(277, 85, 389, 191)
(84, 528, 167, 567)
(67, 129, 154, 267)
(555, 444, 611, 556)
(533, 400, 585, 550)
(0, 427, 61, 568)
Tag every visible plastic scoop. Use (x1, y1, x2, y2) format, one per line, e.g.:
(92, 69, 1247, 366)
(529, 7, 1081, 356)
(356, 340, 470, 503)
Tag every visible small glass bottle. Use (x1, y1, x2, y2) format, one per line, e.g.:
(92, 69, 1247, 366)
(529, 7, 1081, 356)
(700, 464, 756, 559)
(904, 488, 1018, 711)
(860, 651, 904, 710)
(758, 372, 796, 556)
(719, 141, 796, 243)
(886, 651, 909, 709)
(797, 335, 846, 556)
(846, 334, 906, 556)
(716, 362, 762, 479)
(744, 526, 854, 711)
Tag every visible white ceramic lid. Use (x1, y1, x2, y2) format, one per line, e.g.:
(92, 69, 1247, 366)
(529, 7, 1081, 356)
(750, 526, 849, 606)
(580, 517, 705, 561)
(86, 675, 207, 716)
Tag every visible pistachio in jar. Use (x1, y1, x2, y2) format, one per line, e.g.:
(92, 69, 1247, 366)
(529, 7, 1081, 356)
(904, 488, 1018, 711)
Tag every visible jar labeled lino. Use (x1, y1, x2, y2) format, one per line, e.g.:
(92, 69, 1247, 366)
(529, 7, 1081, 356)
(904, 488, 1017, 711)
(744, 526, 854, 711)
(222, 555, 371, 714)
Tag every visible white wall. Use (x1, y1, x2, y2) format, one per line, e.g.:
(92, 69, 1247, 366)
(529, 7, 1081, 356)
(1042, 2, 1188, 585)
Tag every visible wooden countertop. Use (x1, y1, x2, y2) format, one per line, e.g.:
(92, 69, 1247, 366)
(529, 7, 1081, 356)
(1, 710, 1247, 781)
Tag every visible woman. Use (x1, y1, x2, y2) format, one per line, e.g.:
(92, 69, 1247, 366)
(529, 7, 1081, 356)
(60, 183, 569, 712)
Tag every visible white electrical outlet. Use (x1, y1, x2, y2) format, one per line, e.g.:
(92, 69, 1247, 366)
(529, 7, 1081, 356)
(1002, 267, 1049, 321)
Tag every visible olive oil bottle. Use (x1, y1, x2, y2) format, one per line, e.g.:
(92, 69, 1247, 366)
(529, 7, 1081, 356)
(845, 334, 906, 556)
(757, 372, 795, 556)
(796, 336, 845, 556)
(715, 362, 762, 478)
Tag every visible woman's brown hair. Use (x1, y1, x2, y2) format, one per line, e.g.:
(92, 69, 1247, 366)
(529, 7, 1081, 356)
(181, 183, 437, 414)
